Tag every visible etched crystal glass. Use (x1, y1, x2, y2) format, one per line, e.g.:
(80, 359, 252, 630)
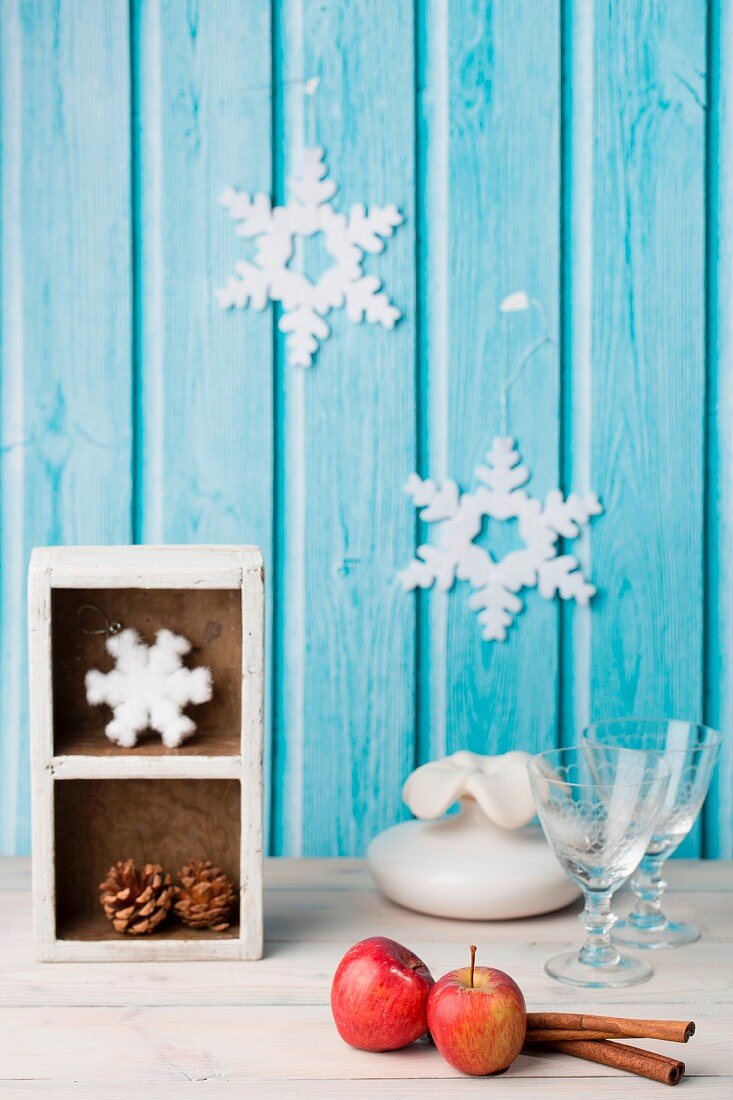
(528, 746, 671, 988)
(583, 719, 721, 948)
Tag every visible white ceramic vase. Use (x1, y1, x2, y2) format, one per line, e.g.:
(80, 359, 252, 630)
(367, 750, 580, 920)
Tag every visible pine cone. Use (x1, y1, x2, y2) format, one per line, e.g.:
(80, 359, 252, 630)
(174, 859, 237, 931)
(99, 859, 173, 935)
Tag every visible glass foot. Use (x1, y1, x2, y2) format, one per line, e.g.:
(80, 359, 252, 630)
(613, 917, 700, 950)
(544, 949, 653, 988)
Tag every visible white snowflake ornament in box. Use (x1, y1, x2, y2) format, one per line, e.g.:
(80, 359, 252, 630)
(399, 436, 602, 641)
(85, 628, 213, 748)
(216, 147, 403, 367)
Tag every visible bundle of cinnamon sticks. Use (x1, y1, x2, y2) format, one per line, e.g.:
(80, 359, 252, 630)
(523, 1012, 695, 1086)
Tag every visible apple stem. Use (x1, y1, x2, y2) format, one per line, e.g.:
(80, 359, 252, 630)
(469, 944, 476, 988)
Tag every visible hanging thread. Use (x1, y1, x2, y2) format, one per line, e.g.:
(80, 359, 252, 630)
(303, 75, 320, 148)
(499, 292, 555, 436)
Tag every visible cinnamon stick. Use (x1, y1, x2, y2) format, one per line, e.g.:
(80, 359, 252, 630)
(527, 1028, 646, 1042)
(532, 1038, 685, 1086)
(526, 1012, 695, 1044)
(526, 1027, 691, 1043)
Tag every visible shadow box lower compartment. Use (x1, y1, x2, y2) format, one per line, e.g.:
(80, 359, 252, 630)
(54, 778, 241, 942)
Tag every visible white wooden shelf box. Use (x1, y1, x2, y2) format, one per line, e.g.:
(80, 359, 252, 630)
(28, 546, 264, 962)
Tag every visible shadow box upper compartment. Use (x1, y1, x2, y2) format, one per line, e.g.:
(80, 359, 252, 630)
(39, 546, 252, 758)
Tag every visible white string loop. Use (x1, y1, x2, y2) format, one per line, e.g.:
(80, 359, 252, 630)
(499, 292, 555, 436)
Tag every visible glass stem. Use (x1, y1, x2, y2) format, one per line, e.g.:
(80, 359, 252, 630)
(628, 854, 669, 931)
(578, 888, 619, 968)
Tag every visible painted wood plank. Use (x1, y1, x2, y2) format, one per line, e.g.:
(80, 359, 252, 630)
(566, 1, 707, 855)
(3, 852, 728, 894)
(264, 853, 733, 892)
(705, 0, 733, 858)
(0, 0, 133, 855)
(560, 0, 596, 749)
(0, 0, 727, 861)
(5, 1082, 731, 1100)
(0, 1003, 729, 1084)
(50, 754, 242, 779)
(40, 542, 255, 583)
(273, 0, 417, 855)
(3, 859, 731, 1007)
(10, 1084, 731, 1100)
(0, 856, 729, 1094)
(418, 0, 562, 765)
(0, 1007, 721, 1082)
(134, 0, 274, 837)
(4, 934, 732, 1005)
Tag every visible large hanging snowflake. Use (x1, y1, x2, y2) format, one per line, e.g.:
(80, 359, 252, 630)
(215, 147, 403, 367)
(85, 629, 213, 748)
(399, 436, 603, 641)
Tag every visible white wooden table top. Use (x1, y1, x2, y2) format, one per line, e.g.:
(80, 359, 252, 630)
(1, 857, 731, 1098)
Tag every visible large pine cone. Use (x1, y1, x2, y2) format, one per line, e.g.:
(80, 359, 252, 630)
(174, 859, 237, 931)
(99, 859, 173, 935)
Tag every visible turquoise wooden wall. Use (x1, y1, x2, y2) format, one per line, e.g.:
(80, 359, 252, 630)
(0, 0, 730, 857)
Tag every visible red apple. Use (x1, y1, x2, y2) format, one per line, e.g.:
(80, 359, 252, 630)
(427, 947, 526, 1075)
(331, 936, 434, 1051)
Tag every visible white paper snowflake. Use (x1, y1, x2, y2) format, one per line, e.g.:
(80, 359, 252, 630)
(399, 436, 603, 641)
(85, 628, 213, 748)
(215, 147, 403, 366)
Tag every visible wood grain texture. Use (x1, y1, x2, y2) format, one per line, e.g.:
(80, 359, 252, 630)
(566, 1, 707, 855)
(0, 0, 133, 854)
(273, 0, 417, 855)
(705, 0, 733, 857)
(10, 1087, 730, 1100)
(134, 0, 275, 834)
(419, 0, 562, 763)
(9, 1086, 731, 1100)
(2, 1004, 730, 1085)
(0, 857, 732, 1094)
(1, 0, 730, 858)
(134, 0, 274, 546)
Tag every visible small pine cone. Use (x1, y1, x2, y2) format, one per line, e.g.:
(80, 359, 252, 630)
(99, 859, 173, 935)
(174, 859, 237, 931)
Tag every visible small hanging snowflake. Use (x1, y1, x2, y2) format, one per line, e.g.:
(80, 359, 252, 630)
(399, 436, 602, 641)
(215, 147, 403, 367)
(85, 629, 213, 748)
